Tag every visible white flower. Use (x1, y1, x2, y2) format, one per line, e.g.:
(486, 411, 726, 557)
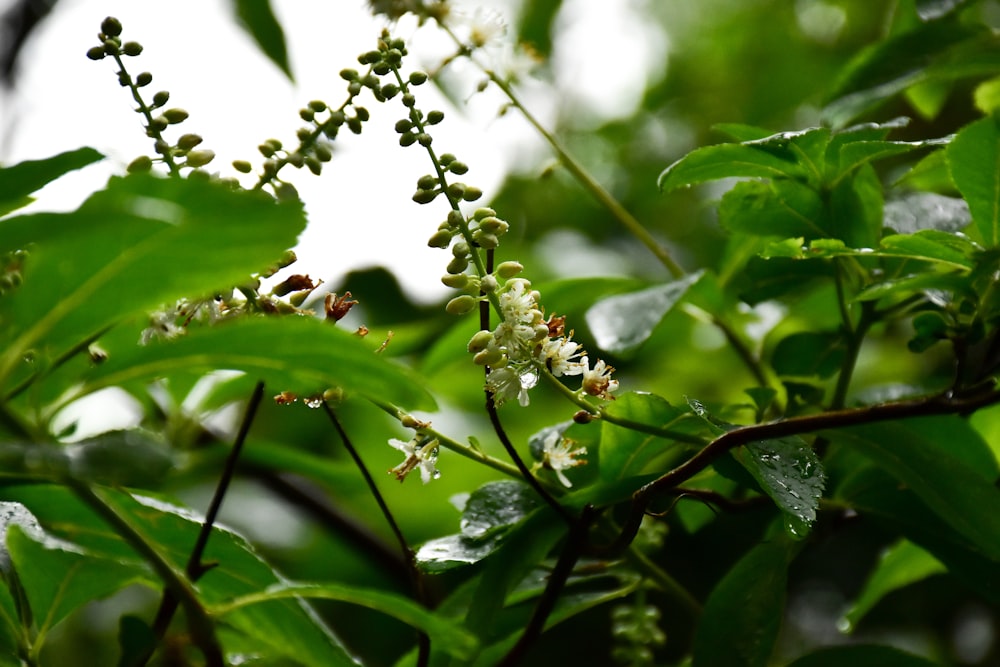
(486, 366, 536, 407)
(538, 336, 585, 377)
(139, 308, 184, 345)
(537, 431, 587, 487)
(388, 437, 440, 484)
(448, 6, 507, 49)
(499, 279, 540, 325)
(581, 357, 619, 400)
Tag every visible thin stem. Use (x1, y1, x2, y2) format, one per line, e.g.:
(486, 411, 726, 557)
(320, 402, 431, 666)
(140, 381, 264, 666)
(69, 482, 224, 667)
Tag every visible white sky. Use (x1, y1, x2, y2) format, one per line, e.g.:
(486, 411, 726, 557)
(0, 0, 666, 303)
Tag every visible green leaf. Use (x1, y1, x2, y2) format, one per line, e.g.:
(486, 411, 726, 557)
(460, 481, 540, 540)
(840, 539, 946, 633)
(585, 271, 703, 355)
(0, 484, 358, 666)
(835, 139, 946, 182)
(734, 437, 825, 539)
(657, 144, 803, 192)
(948, 116, 1000, 246)
(829, 162, 883, 248)
(516, 0, 563, 57)
(415, 534, 506, 574)
(718, 180, 826, 238)
(786, 644, 940, 667)
(712, 123, 774, 142)
(916, 0, 973, 21)
(883, 192, 970, 234)
(232, 0, 293, 80)
(0, 148, 103, 219)
(214, 582, 478, 660)
(0, 174, 306, 386)
(7, 524, 146, 647)
(692, 535, 796, 667)
(599, 392, 698, 481)
(772, 331, 846, 378)
(824, 417, 1000, 560)
(71, 316, 434, 411)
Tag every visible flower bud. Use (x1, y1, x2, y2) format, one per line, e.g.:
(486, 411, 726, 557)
(441, 273, 469, 288)
(297, 127, 312, 142)
(427, 229, 453, 249)
(447, 182, 466, 199)
(473, 207, 496, 221)
(427, 110, 444, 125)
(468, 330, 494, 353)
(152, 90, 170, 107)
(462, 186, 483, 202)
(122, 41, 143, 56)
(474, 348, 505, 366)
(480, 274, 498, 293)
(275, 182, 299, 202)
(232, 159, 253, 173)
(446, 256, 468, 274)
(136, 71, 152, 86)
(402, 93, 416, 108)
(448, 161, 469, 175)
(452, 241, 470, 257)
(479, 216, 509, 234)
(287, 152, 304, 168)
(473, 231, 499, 249)
(438, 153, 456, 166)
(103, 40, 119, 56)
(399, 132, 417, 147)
(382, 83, 399, 99)
(309, 99, 327, 112)
(447, 210, 465, 228)
(299, 108, 315, 122)
(417, 133, 432, 147)
(101, 16, 123, 37)
(409, 71, 428, 85)
(185, 150, 215, 168)
(127, 155, 153, 173)
(177, 133, 202, 150)
(355, 107, 370, 121)
(258, 143, 275, 157)
(412, 189, 437, 204)
(395, 119, 413, 133)
(495, 261, 523, 279)
(162, 108, 189, 124)
(340, 68, 358, 81)
(348, 81, 362, 96)
(329, 111, 345, 126)
(149, 117, 169, 133)
(417, 174, 437, 190)
(446, 295, 477, 315)
(86, 46, 106, 60)
(305, 157, 322, 175)
(347, 117, 363, 134)
(314, 143, 333, 162)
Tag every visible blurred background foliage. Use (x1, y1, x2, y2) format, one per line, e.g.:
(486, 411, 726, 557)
(5, 0, 1000, 665)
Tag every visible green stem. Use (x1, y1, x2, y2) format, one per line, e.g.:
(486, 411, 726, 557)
(112, 54, 180, 175)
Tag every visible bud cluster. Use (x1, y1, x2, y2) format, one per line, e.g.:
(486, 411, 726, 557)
(88, 17, 214, 177)
(0, 250, 27, 297)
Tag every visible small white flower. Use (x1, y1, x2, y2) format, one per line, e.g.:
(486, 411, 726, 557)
(539, 336, 585, 377)
(450, 6, 507, 49)
(581, 357, 619, 400)
(139, 309, 184, 345)
(499, 279, 540, 324)
(537, 431, 587, 487)
(388, 437, 440, 484)
(486, 366, 536, 407)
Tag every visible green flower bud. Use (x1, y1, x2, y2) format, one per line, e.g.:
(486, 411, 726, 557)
(409, 71, 428, 85)
(412, 189, 437, 204)
(474, 348, 506, 367)
(427, 229, 453, 249)
(232, 159, 253, 173)
(185, 150, 215, 168)
(329, 111, 346, 126)
(266, 138, 283, 150)
(474, 231, 499, 249)
(402, 93, 416, 108)
(262, 160, 277, 177)
(452, 241, 470, 257)
(446, 256, 469, 274)
(394, 119, 413, 134)
(347, 117, 363, 134)
(305, 156, 322, 175)
(188, 169, 210, 181)
(296, 127, 312, 142)
(275, 182, 299, 202)
(480, 274, 498, 293)
(149, 117, 169, 133)
(86, 46, 106, 60)
(309, 99, 327, 112)
(468, 330, 494, 353)
(177, 133, 202, 150)
(101, 17, 123, 37)
(314, 143, 333, 162)
(479, 216, 509, 234)
(287, 152, 304, 168)
(152, 90, 170, 107)
(136, 71, 152, 86)
(362, 74, 379, 88)
(355, 106, 370, 121)
(103, 40, 119, 56)
(427, 110, 444, 125)
(399, 132, 417, 147)
(340, 68, 359, 80)
(299, 108, 315, 122)
(382, 83, 399, 99)
(441, 273, 469, 288)
(417, 174, 437, 190)
(447, 210, 465, 228)
(473, 207, 496, 221)
(122, 41, 143, 56)
(348, 81, 362, 96)
(386, 48, 403, 64)
(153, 139, 170, 154)
(359, 50, 381, 64)
(439, 153, 456, 166)
(417, 133, 432, 147)
(462, 186, 483, 202)
(117, 71, 131, 87)
(447, 182, 466, 199)
(373, 62, 391, 76)
(258, 143, 275, 157)
(448, 161, 469, 175)
(495, 261, 523, 279)
(446, 295, 477, 315)
(126, 155, 153, 173)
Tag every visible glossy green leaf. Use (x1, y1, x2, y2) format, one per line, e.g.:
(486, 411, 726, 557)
(585, 271, 703, 355)
(460, 480, 540, 540)
(772, 331, 846, 378)
(0, 484, 357, 666)
(948, 116, 1000, 246)
(883, 192, 970, 234)
(0, 148, 103, 219)
(825, 417, 1000, 559)
(7, 525, 147, 647)
(734, 437, 825, 539)
(829, 162, 883, 248)
(70, 316, 434, 411)
(894, 148, 956, 192)
(787, 644, 940, 667)
(712, 123, 774, 142)
(232, 0, 293, 80)
(718, 180, 826, 238)
(600, 392, 698, 480)
(692, 535, 796, 667)
(214, 582, 478, 659)
(835, 139, 946, 182)
(841, 539, 946, 633)
(657, 144, 803, 192)
(0, 174, 306, 386)
(415, 534, 506, 574)
(855, 272, 970, 304)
